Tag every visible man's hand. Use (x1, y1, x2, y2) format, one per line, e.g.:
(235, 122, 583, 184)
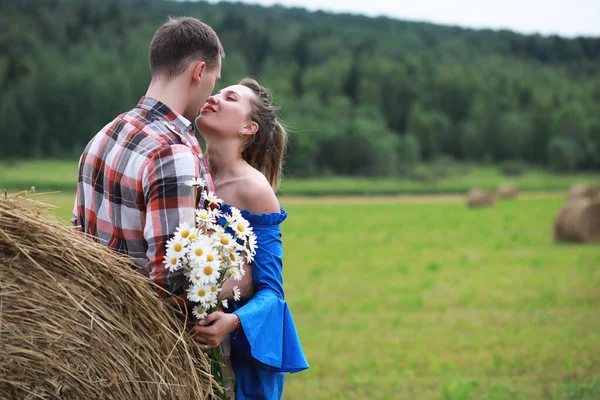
(191, 311, 239, 350)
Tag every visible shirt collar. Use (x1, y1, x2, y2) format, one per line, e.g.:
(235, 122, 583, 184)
(136, 96, 192, 134)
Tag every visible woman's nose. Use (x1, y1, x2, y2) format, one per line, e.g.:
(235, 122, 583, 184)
(207, 96, 218, 105)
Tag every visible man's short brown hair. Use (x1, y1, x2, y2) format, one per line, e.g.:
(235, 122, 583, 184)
(149, 16, 225, 80)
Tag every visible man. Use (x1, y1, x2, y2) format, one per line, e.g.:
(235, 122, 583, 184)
(72, 17, 223, 299)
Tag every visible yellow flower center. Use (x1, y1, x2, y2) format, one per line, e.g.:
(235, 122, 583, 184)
(207, 254, 214, 262)
(220, 237, 229, 245)
(174, 243, 182, 252)
(197, 289, 206, 297)
(204, 266, 213, 275)
(237, 224, 245, 232)
(200, 215, 208, 220)
(230, 254, 236, 262)
(211, 286, 218, 293)
(170, 258, 177, 265)
(195, 248, 203, 257)
(189, 233, 197, 240)
(181, 229, 190, 238)
(222, 256, 228, 263)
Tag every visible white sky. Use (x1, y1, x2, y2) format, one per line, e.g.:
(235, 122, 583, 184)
(206, 0, 600, 37)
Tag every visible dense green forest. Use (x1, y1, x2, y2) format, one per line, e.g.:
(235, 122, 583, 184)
(1, 0, 600, 177)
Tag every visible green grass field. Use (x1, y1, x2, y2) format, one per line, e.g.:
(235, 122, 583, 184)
(2, 160, 600, 195)
(30, 190, 600, 400)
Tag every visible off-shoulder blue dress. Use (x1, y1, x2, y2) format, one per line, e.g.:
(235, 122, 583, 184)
(220, 205, 309, 400)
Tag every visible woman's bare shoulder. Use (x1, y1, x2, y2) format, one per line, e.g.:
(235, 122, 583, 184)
(235, 169, 280, 215)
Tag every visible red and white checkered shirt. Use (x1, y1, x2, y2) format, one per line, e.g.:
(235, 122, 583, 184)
(72, 96, 213, 295)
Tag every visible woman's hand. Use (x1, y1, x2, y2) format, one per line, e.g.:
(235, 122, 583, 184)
(191, 311, 239, 350)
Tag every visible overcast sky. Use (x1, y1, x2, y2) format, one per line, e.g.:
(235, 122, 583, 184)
(205, 0, 600, 37)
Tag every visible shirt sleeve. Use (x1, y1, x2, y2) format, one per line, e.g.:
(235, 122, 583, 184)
(142, 144, 200, 295)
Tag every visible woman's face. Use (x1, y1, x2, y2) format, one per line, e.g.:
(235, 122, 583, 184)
(195, 84, 256, 139)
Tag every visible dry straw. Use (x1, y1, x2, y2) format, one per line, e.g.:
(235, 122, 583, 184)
(466, 189, 496, 208)
(553, 197, 600, 243)
(0, 194, 218, 399)
(567, 183, 599, 203)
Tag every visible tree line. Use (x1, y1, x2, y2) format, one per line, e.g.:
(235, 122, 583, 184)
(1, 0, 599, 176)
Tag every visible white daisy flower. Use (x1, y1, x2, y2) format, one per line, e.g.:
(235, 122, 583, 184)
(198, 260, 221, 284)
(174, 222, 194, 242)
(224, 206, 243, 225)
(193, 304, 208, 320)
(202, 191, 224, 207)
(233, 286, 241, 302)
(209, 284, 221, 297)
(210, 208, 224, 220)
(244, 250, 255, 265)
(221, 299, 229, 309)
(217, 232, 236, 250)
(231, 218, 252, 238)
(188, 237, 212, 263)
(227, 266, 243, 281)
(185, 177, 206, 187)
(189, 269, 203, 285)
(210, 224, 226, 237)
(247, 233, 257, 254)
(203, 293, 218, 309)
(217, 250, 231, 266)
(187, 284, 213, 304)
(163, 253, 182, 272)
(224, 249, 240, 265)
(203, 247, 218, 264)
(196, 209, 213, 225)
(187, 227, 199, 241)
(243, 234, 257, 264)
(166, 237, 186, 258)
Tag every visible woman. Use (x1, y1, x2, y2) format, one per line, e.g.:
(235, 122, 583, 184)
(191, 78, 309, 399)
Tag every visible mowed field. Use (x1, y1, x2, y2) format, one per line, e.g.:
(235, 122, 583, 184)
(25, 191, 600, 399)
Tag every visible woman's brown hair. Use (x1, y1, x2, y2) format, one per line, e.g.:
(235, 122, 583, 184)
(239, 78, 287, 190)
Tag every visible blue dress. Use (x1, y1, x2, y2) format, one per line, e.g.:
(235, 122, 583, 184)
(220, 205, 309, 400)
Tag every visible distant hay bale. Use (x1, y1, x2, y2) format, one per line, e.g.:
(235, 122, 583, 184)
(553, 198, 600, 243)
(467, 189, 496, 208)
(567, 183, 599, 203)
(498, 185, 519, 199)
(0, 196, 216, 399)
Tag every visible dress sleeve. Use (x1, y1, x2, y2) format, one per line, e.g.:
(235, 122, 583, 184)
(230, 211, 309, 373)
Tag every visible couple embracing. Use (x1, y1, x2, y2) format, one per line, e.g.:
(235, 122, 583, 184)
(72, 16, 308, 400)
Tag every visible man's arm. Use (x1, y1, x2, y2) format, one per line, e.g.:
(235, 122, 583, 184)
(142, 144, 200, 296)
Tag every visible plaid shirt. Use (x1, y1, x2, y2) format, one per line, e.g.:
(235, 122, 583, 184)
(72, 96, 213, 295)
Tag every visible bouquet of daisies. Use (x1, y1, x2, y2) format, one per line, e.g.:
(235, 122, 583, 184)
(164, 179, 257, 322)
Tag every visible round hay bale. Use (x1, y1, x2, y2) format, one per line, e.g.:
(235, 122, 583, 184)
(467, 189, 496, 208)
(498, 184, 519, 199)
(567, 183, 599, 203)
(0, 197, 217, 399)
(553, 198, 600, 243)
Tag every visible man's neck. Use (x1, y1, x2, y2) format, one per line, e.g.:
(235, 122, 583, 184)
(145, 77, 189, 120)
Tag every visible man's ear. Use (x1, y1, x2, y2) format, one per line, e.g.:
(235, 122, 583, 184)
(241, 121, 259, 136)
(191, 61, 207, 86)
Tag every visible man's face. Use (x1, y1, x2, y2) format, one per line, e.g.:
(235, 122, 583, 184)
(186, 57, 222, 121)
